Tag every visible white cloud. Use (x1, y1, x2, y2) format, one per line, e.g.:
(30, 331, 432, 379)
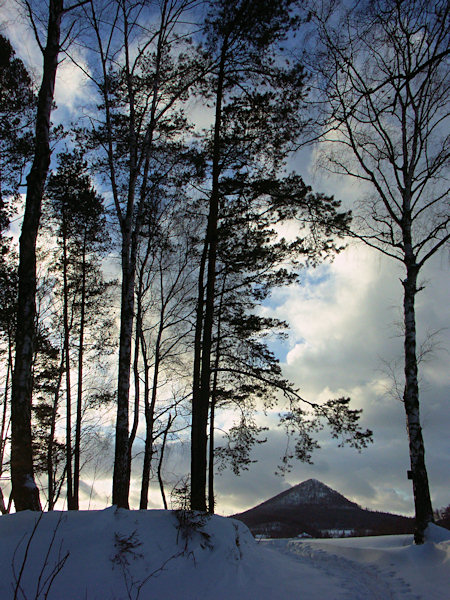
(213, 235, 450, 517)
(54, 52, 92, 115)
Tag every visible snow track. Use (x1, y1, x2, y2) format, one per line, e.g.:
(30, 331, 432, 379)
(262, 539, 420, 600)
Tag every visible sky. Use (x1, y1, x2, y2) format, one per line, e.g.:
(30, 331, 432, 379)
(1, 1, 449, 519)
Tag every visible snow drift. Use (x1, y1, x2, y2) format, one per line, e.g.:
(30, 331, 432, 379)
(0, 508, 448, 599)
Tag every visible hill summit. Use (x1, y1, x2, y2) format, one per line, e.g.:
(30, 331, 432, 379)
(233, 479, 413, 538)
(254, 479, 357, 510)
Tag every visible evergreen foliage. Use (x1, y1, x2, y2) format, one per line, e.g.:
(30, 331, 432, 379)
(0, 33, 35, 236)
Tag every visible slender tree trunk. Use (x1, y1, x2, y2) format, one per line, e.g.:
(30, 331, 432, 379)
(47, 348, 64, 510)
(207, 338, 221, 514)
(208, 277, 225, 513)
(0, 339, 12, 469)
(190, 230, 208, 504)
(73, 239, 87, 509)
(11, 0, 63, 511)
(0, 339, 12, 514)
(139, 316, 164, 509)
(208, 397, 216, 513)
(402, 263, 434, 544)
(400, 185, 434, 544)
(0, 488, 6, 515)
(139, 329, 152, 509)
(62, 227, 75, 510)
(158, 413, 173, 510)
(128, 281, 142, 484)
(191, 44, 227, 511)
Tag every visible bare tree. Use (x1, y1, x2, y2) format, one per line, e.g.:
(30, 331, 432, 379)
(78, 0, 202, 508)
(309, 0, 449, 543)
(136, 203, 197, 509)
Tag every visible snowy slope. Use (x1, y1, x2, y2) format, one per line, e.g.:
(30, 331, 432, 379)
(264, 478, 357, 508)
(0, 508, 448, 599)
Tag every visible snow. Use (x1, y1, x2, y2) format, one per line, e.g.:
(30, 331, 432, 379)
(0, 508, 448, 599)
(269, 478, 351, 507)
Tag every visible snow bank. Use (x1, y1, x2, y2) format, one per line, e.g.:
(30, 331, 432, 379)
(1, 509, 448, 599)
(425, 522, 450, 543)
(0, 508, 333, 599)
(0, 508, 254, 599)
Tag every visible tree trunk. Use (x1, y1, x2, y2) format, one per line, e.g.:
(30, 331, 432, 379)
(139, 315, 163, 509)
(128, 279, 142, 485)
(158, 414, 173, 510)
(47, 348, 64, 510)
(190, 43, 227, 512)
(62, 226, 75, 510)
(190, 230, 208, 507)
(208, 277, 225, 513)
(73, 238, 87, 509)
(0, 339, 12, 514)
(11, 0, 63, 511)
(208, 398, 216, 514)
(402, 264, 434, 544)
(139, 327, 151, 509)
(112, 248, 135, 508)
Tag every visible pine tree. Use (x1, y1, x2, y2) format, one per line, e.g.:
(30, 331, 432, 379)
(45, 149, 112, 509)
(0, 33, 35, 259)
(189, 0, 361, 511)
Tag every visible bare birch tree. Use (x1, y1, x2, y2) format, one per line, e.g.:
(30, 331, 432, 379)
(309, 0, 449, 543)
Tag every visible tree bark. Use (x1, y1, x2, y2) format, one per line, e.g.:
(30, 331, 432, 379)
(208, 277, 225, 513)
(139, 326, 151, 509)
(47, 348, 64, 510)
(0, 339, 12, 514)
(73, 236, 87, 509)
(62, 224, 75, 510)
(139, 312, 164, 509)
(208, 397, 216, 513)
(157, 413, 173, 510)
(128, 279, 142, 485)
(402, 263, 434, 544)
(190, 228, 208, 506)
(112, 249, 135, 508)
(11, 0, 63, 511)
(190, 43, 227, 511)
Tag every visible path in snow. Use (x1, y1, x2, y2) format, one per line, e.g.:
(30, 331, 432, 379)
(262, 539, 420, 600)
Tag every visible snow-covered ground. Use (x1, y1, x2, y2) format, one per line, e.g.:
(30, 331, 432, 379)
(0, 508, 448, 599)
